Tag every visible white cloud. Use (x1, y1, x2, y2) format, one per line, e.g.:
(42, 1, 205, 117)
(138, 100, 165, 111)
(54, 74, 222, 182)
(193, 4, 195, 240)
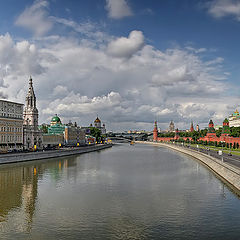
(15, 0, 53, 36)
(0, 24, 236, 131)
(105, 0, 133, 19)
(107, 30, 144, 58)
(207, 0, 240, 21)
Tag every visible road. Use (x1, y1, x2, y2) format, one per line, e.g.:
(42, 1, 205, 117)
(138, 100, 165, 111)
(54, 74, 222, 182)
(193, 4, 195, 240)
(174, 143, 240, 169)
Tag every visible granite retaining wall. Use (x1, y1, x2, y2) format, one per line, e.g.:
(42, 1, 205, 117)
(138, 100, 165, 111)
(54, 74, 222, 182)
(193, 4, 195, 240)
(0, 144, 112, 165)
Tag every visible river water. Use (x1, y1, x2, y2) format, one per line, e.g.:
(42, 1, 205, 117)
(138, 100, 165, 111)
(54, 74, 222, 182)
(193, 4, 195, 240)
(0, 143, 239, 239)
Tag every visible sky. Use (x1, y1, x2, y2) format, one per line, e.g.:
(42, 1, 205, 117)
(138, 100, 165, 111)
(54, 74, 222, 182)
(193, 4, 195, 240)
(0, 0, 240, 131)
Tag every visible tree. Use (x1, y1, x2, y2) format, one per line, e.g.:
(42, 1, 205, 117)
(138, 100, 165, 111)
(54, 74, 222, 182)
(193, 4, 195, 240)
(90, 127, 102, 142)
(40, 124, 48, 133)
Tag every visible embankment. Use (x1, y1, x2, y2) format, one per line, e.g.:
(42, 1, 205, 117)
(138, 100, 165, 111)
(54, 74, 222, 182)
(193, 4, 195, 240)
(137, 141, 240, 193)
(0, 144, 112, 165)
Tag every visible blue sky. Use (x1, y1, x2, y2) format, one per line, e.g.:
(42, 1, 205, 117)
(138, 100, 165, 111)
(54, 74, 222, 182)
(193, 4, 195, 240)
(0, 0, 240, 131)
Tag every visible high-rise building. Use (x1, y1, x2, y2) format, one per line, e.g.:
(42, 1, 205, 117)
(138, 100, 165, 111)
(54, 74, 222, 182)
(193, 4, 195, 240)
(23, 77, 43, 150)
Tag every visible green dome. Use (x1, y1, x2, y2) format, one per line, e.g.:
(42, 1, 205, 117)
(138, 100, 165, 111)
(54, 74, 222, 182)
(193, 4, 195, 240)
(51, 115, 61, 123)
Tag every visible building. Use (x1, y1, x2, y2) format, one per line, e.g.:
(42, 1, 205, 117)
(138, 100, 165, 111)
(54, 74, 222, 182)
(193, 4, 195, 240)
(48, 115, 65, 134)
(43, 115, 85, 147)
(64, 122, 85, 146)
(23, 77, 43, 150)
(229, 109, 240, 127)
(42, 134, 64, 148)
(0, 100, 24, 151)
(93, 116, 106, 134)
(196, 124, 200, 132)
(169, 120, 175, 132)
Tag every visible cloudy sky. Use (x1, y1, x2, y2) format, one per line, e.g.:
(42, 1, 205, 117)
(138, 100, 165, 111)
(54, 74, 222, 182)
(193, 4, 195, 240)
(0, 0, 240, 131)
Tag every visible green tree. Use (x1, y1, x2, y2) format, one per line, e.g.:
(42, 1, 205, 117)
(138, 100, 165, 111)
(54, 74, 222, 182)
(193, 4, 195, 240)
(90, 127, 102, 142)
(40, 124, 48, 133)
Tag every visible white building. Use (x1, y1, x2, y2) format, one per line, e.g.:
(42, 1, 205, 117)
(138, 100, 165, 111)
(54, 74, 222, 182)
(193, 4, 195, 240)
(229, 109, 240, 127)
(23, 77, 43, 150)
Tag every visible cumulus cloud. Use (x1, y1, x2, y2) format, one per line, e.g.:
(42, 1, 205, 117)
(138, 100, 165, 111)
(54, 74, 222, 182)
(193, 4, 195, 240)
(207, 0, 240, 20)
(107, 30, 144, 58)
(105, 0, 133, 19)
(15, 0, 53, 36)
(0, 20, 236, 131)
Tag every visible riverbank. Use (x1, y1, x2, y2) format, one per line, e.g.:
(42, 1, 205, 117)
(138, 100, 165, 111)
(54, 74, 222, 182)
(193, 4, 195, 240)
(0, 144, 112, 165)
(137, 141, 240, 194)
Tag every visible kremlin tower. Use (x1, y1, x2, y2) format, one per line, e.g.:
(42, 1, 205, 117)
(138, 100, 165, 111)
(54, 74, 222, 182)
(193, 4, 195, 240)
(153, 121, 158, 142)
(190, 121, 194, 132)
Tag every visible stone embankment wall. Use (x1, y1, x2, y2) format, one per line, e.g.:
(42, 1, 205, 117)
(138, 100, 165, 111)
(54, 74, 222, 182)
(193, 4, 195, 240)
(137, 141, 240, 193)
(0, 144, 112, 165)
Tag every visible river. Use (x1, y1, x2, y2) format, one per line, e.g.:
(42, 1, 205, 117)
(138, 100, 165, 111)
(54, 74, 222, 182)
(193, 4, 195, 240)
(0, 143, 239, 239)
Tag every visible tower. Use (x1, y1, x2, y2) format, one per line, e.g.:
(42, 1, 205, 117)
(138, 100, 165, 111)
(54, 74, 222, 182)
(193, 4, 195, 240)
(190, 121, 194, 132)
(206, 119, 216, 138)
(169, 120, 175, 132)
(153, 121, 158, 142)
(23, 77, 42, 150)
(222, 118, 230, 136)
(23, 77, 38, 129)
(196, 124, 200, 132)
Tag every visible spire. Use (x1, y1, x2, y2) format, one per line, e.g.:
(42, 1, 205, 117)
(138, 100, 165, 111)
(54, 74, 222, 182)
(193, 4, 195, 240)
(24, 76, 38, 126)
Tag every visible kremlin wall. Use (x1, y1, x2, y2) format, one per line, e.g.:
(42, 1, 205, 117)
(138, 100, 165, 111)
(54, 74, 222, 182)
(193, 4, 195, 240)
(153, 116, 240, 146)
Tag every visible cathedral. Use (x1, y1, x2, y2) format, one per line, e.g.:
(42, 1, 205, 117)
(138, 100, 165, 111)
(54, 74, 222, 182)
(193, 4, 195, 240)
(23, 77, 43, 150)
(93, 116, 106, 134)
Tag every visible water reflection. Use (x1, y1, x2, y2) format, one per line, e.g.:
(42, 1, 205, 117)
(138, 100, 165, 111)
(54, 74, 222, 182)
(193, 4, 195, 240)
(0, 157, 74, 233)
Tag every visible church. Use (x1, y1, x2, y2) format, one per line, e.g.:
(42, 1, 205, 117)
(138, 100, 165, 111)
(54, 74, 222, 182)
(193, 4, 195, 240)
(93, 116, 106, 134)
(23, 77, 43, 150)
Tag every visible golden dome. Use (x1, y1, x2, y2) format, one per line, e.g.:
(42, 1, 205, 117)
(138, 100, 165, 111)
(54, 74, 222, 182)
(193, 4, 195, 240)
(94, 117, 101, 123)
(235, 109, 239, 114)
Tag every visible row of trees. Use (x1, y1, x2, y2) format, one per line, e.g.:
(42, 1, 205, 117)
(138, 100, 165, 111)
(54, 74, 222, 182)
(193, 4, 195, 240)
(171, 138, 240, 149)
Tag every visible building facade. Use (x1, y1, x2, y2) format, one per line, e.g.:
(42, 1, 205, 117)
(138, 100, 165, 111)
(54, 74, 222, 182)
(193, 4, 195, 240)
(64, 123, 85, 146)
(229, 109, 240, 127)
(0, 100, 24, 151)
(23, 77, 43, 150)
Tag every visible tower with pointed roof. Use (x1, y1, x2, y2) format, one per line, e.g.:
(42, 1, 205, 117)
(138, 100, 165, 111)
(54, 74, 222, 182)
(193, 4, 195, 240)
(190, 121, 194, 132)
(153, 121, 158, 141)
(23, 77, 42, 150)
(23, 77, 38, 129)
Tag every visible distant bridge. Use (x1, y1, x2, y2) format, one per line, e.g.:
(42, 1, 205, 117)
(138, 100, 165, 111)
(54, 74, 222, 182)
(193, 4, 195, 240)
(108, 137, 131, 143)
